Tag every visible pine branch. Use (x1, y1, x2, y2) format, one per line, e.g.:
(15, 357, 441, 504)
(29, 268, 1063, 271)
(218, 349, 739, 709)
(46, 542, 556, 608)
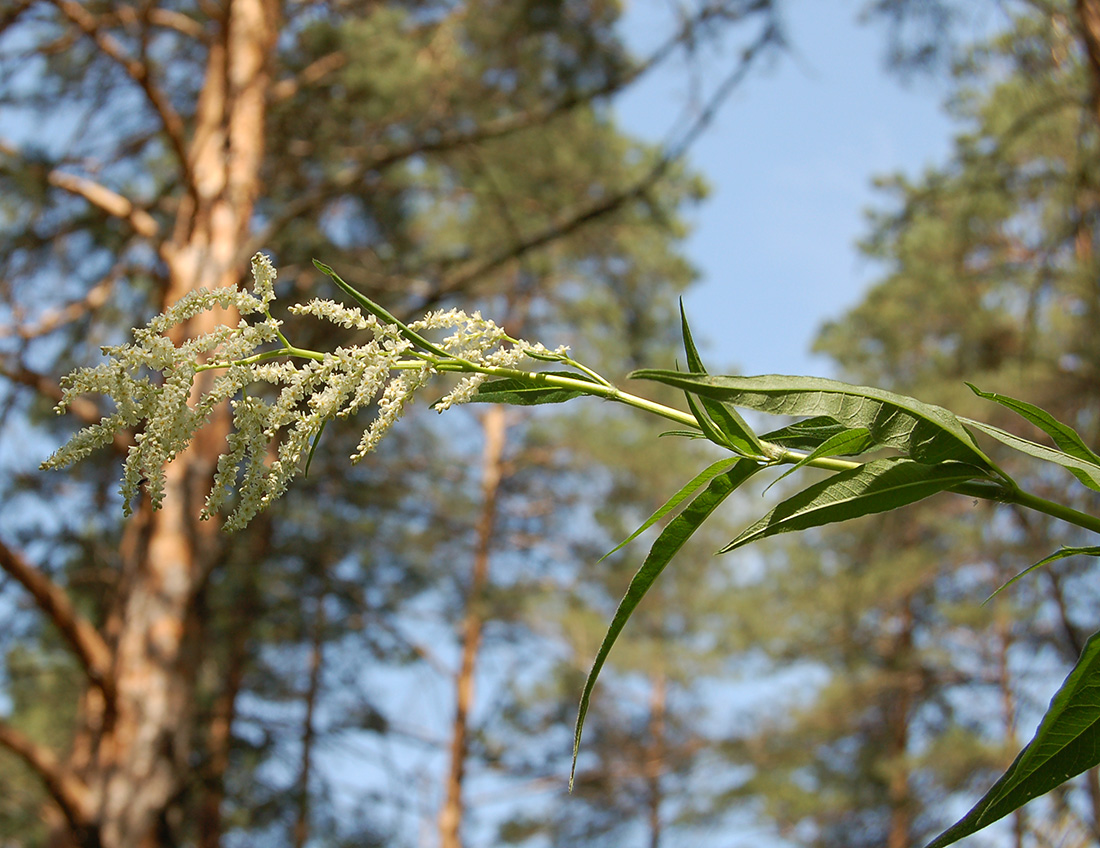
(49, 0, 191, 185)
(271, 51, 347, 102)
(0, 359, 134, 454)
(0, 138, 159, 238)
(0, 717, 93, 834)
(46, 170, 159, 238)
(244, 4, 771, 259)
(105, 5, 205, 39)
(0, 264, 120, 341)
(430, 24, 777, 301)
(0, 539, 115, 702)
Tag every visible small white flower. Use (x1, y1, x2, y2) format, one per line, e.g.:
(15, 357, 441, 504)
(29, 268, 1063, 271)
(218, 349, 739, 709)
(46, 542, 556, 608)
(44, 254, 570, 530)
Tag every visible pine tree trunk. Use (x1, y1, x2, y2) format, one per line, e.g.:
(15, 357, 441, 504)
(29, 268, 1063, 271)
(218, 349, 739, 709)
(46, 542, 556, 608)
(646, 672, 667, 848)
(60, 4, 278, 845)
(439, 405, 509, 848)
(1075, 0, 1100, 122)
(294, 595, 326, 848)
(885, 602, 915, 848)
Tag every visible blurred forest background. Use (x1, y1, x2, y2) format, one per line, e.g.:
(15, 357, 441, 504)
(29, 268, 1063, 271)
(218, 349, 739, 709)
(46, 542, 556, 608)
(1, 1, 1100, 847)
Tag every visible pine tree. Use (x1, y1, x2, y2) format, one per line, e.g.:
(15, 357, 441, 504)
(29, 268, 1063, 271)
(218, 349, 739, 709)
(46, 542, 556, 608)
(0, 2, 781, 845)
(731, 4, 1100, 845)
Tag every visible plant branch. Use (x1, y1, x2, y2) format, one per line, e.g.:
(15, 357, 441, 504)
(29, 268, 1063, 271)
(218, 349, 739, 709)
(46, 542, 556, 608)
(0, 359, 134, 454)
(51, 0, 190, 183)
(0, 717, 93, 832)
(0, 539, 115, 703)
(105, 4, 205, 39)
(246, 6, 777, 262)
(0, 138, 159, 238)
(429, 25, 778, 302)
(455, 366, 1100, 537)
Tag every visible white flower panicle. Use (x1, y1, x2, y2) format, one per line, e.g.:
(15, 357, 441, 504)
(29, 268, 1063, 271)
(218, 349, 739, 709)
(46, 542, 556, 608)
(42, 253, 572, 530)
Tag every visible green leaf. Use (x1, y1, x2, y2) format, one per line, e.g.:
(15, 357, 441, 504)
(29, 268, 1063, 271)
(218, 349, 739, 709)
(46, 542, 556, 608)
(632, 372, 996, 470)
(658, 430, 708, 440)
(763, 427, 874, 494)
(968, 384, 1100, 466)
(763, 416, 849, 450)
(720, 457, 984, 553)
(964, 418, 1100, 492)
(598, 457, 746, 563)
(313, 259, 451, 359)
(925, 629, 1100, 848)
(677, 302, 764, 456)
(571, 459, 760, 789)
(459, 371, 598, 407)
(303, 419, 327, 477)
(986, 545, 1100, 603)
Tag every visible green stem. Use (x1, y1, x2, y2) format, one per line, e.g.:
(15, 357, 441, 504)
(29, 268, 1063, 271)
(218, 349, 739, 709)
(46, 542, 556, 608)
(1007, 487, 1100, 536)
(475, 368, 1100, 537)
(451, 364, 701, 429)
(196, 345, 325, 373)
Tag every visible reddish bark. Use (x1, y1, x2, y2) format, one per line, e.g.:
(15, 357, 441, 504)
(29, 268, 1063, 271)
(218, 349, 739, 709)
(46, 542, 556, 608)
(0, 3, 280, 845)
(438, 405, 509, 848)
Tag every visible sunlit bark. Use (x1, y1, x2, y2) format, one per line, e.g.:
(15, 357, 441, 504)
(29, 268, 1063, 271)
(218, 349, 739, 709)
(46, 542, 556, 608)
(439, 404, 509, 848)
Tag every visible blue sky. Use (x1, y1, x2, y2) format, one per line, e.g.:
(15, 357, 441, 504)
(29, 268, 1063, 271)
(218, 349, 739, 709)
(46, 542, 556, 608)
(617, 0, 959, 377)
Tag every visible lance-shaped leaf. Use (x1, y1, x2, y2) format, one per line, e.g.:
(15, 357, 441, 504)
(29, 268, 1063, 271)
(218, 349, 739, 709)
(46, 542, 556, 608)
(632, 372, 996, 470)
(968, 384, 1100, 466)
(677, 302, 764, 456)
(461, 371, 599, 407)
(599, 457, 746, 563)
(925, 630, 1100, 848)
(763, 427, 873, 494)
(572, 459, 760, 789)
(763, 416, 849, 451)
(314, 260, 451, 359)
(986, 545, 1100, 602)
(721, 457, 984, 553)
(964, 418, 1100, 492)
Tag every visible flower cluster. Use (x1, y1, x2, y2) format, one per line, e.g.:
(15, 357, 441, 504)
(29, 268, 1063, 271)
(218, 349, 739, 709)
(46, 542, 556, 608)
(42, 253, 567, 530)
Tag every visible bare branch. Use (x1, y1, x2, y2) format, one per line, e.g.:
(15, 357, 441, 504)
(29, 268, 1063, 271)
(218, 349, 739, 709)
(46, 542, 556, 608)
(0, 272, 116, 340)
(0, 359, 134, 453)
(431, 25, 777, 301)
(109, 4, 206, 39)
(0, 717, 93, 833)
(0, 137, 159, 237)
(0, 0, 34, 34)
(271, 51, 347, 103)
(0, 538, 115, 703)
(246, 5, 764, 257)
(50, 0, 191, 182)
(47, 170, 159, 238)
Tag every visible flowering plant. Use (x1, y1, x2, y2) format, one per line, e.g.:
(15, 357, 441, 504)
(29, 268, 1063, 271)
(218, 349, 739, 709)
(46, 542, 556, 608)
(42, 255, 1100, 848)
(43, 254, 572, 530)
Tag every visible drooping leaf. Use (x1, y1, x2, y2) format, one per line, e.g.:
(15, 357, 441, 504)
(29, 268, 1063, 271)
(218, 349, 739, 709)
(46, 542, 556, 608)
(571, 459, 760, 789)
(964, 418, 1100, 492)
(632, 372, 997, 470)
(460, 371, 599, 407)
(968, 384, 1100, 466)
(677, 302, 763, 456)
(720, 457, 984, 553)
(925, 630, 1100, 848)
(763, 427, 874, 494)
(599, 457, 746, 563)
(986, 545, 1100, 603)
